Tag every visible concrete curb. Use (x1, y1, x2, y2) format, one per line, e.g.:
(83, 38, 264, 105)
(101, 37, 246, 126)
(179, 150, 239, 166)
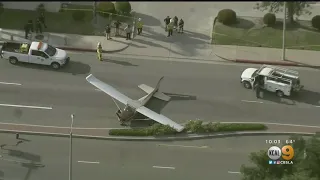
(0, 129, 316, 142)
(235, 59, 300, 66)
(57, 41, 132, 53)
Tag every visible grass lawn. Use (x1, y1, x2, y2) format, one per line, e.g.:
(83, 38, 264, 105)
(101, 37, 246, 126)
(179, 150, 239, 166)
(0, 7, 95, 35)
(212, 17, 320, 51)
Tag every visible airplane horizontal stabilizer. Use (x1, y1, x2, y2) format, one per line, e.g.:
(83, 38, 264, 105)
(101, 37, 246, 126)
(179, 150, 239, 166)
(138, 84, 154, 94)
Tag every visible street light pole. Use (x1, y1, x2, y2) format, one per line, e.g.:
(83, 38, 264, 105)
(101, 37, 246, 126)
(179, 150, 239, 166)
(282, 2, 287, 61)
(69, 114, 74, 180)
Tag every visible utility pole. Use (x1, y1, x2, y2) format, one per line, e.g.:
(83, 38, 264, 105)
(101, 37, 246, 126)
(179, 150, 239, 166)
(69, 114, 74, 180)
(282, 2, 287, 61)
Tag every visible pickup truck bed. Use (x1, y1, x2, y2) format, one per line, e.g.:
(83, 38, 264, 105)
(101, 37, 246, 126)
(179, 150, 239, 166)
(1, 42, 30, 54)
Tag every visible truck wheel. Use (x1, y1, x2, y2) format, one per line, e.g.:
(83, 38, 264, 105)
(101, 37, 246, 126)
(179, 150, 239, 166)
(243, 81, 252, 89)
(51, 62, 60, 70)
(276, 90, 284, 97)
(9, 57, 18, 65)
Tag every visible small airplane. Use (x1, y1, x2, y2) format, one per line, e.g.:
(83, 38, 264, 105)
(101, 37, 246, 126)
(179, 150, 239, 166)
(85, 74, 184, 132)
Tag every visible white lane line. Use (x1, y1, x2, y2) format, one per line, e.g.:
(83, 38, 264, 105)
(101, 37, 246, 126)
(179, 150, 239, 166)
(0, 81, 22, 86)
(153, 166, 175, 170)
(315, 106, 320, 108)
(158, 144, 208, 149)
(219, 122, 320, 129)
(0, 103, 52, 110)
(241, 100, 263, 104)
(0, 122, 141, 130)
(77, 161, 100, 164)
(94, 88, 102, 91)
(228, 171, 240, 174)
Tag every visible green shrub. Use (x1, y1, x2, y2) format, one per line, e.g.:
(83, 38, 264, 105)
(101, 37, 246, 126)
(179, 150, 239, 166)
(97, 2, 115, 18)
(215, 123, 267, 132)
(263, 13, 276, 27)
(311, 15, 320, 30)
(72, 11, 86, 21)
(114, 2, 131, 14)
(185, 120, 207, 133)
(36, 3, 46, 13)
(109, 121, 267, 136)
(109, 124, 177, 136)
(217, 9, 237, 25)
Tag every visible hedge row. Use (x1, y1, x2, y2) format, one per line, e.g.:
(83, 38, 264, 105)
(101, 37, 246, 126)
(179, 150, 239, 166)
(109, 123, 177, 136)
(217, 8, 320, 30)
(109, 120, 267, 136)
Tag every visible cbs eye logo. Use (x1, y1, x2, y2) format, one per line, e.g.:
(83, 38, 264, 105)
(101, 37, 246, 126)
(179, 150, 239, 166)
(267, 145, 294, 160)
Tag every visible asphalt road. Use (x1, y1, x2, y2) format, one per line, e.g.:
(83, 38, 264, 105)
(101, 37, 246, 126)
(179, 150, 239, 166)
(0, 134, 302, 180)
(0, 51, 319, 128)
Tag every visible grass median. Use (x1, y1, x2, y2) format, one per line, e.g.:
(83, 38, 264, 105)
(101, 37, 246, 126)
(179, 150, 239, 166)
(109, 120, 268, 136)
(212, 17, 320, 51)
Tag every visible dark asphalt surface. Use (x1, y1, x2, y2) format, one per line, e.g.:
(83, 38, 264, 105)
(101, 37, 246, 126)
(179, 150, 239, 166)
(0, 52, 319, 128)
(0, 134, 303, 180)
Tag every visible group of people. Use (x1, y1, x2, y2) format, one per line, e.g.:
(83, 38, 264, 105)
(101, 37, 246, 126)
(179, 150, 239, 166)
(105, 18, 143, 42)
(24, 12, 47, 39)
(164, 16, 184, 37)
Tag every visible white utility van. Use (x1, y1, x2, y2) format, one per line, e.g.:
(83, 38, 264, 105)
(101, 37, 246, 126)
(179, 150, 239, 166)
(0, 41, 69, 69)
(240, 65, 304, 97)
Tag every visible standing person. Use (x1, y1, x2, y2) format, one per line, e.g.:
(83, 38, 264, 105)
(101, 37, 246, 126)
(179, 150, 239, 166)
(114, 20, 121, 36)
(173, 16, 178, 31)
(178, 19, 184, 33)
(39, 12, 47, 28)
(136, 18, 143, 35)
(253, 75, 263, 98)
(164, 16, 170, 32)
(24, 20, 34, 39)
(35, 18, 42, 34)
(97, 42, 102, 61)
(105, 25, 111, 40)
(124, 24, 131, 40)
(167, 19, 174, 37)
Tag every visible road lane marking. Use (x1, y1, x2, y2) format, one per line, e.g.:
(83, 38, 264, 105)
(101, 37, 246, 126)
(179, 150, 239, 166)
(0, 122, 132, 130)
(315, 106, 320, 108)
(158, 144, 208, 149)
(0, 81, 22, 86)
(77, 161, 100, 164)
(94, 88, 102, 92)
(218, 122, 320, 129)
(153, 166, 175, 170)
(241, 100, 263, 104)
(228, 171, 240, 174)
(0, 103, 52, 110)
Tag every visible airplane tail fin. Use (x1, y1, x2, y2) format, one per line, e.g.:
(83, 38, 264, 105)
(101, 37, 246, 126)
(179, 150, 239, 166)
(154, 76, 164, 92)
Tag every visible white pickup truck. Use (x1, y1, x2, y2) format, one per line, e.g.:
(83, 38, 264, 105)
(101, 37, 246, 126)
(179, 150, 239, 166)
(240, 65, 304, 97)
(0, 41, 69, 69)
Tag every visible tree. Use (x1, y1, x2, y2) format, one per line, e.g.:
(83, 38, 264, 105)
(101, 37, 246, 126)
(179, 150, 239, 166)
(240, 135, 320, 180)
(254, 2, 312, 24)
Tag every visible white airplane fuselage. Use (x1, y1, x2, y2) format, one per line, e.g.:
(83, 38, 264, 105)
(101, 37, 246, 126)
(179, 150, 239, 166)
(116, 86, 159, 124)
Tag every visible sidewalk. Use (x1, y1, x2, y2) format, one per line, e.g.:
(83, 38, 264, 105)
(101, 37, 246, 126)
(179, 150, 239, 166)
(0, 28, 132, 53)
(213, 45, 320, 67)
(0, 123, 318, 140)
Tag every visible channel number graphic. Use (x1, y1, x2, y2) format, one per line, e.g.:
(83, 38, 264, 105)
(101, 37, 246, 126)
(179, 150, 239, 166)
(268, 145, 294, 160)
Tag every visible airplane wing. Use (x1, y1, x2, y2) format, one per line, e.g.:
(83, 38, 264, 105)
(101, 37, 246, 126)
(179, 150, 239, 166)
(136, 106, 184, 132)
(86, 74, 131, 105)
